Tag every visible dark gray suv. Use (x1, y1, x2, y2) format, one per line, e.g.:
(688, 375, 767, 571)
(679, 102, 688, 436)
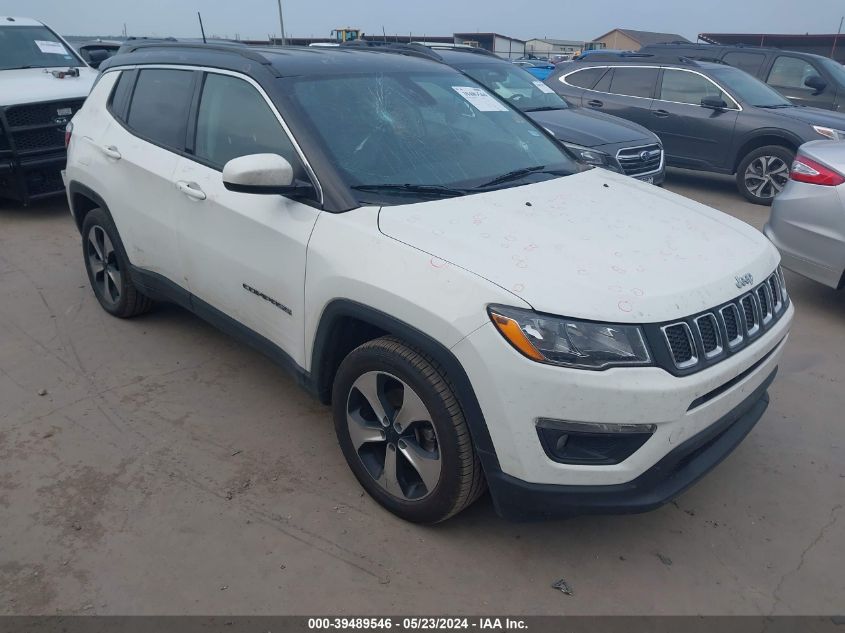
(640, 43, 845, 111)
(547, 55, 845, 204)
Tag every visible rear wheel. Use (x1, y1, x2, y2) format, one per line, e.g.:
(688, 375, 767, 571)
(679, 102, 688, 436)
(332, 336, 485, 523)
(81, 207, 153, 318)
(736, 145, 794, 205)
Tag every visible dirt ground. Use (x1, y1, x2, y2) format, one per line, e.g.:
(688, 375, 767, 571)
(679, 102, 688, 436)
(0, 169, 843, 615)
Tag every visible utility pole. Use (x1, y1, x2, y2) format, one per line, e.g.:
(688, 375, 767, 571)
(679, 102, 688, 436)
(832, 16, 844, 59)
(276, 0, 287, 46)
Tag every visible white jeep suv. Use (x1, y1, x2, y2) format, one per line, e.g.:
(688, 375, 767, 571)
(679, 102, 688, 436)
(64, 43, 793, 522)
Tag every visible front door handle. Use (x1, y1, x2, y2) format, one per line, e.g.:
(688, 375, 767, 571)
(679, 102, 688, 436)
(176, 181, 207, 201)
(100, 145, 122, 159)
(652, 109, 670, 118)
(587, 99, 604, 108)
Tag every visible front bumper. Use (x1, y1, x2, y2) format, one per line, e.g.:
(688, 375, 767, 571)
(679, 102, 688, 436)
(0, 151, 67, 205)
(452, 301, 792, 519)
(486, 369, 774, 520)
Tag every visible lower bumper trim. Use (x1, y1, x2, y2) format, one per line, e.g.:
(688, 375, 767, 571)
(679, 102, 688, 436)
(486, 368, 777, 521)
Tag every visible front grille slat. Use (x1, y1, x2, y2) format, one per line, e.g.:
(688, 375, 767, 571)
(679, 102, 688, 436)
(662, 323, 698, 369)
(660, 274, 787, 373)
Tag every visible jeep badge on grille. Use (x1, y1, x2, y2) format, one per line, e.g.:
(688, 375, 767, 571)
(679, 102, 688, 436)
(735, 273, 754, 288)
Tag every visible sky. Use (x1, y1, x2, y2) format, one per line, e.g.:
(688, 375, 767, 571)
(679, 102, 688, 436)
(3, 0, 844, 41)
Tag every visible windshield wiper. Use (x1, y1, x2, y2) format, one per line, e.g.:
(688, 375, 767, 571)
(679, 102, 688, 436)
(475, 165, 565, 189)
(757, 104, 795, 109)
(350, 183, 468, 199)
(523, 105, 566, 112)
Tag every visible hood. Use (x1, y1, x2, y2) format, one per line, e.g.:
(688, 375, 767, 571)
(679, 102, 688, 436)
(378, 169, 779, 323)
(768, 104, 845, 130)
(528, 106, 656, 148)
(0, 67, 97, 107)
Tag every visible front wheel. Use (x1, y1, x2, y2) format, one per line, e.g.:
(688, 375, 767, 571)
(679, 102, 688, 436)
(736, 145, 794, 206)
(332, 337, 486, 523)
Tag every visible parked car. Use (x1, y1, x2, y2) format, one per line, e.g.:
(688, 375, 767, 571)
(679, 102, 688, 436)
(65, 42, 792, 522)
(640, 42, 845, 111)
(513, 59, 556, 80)
(75, 39, 121, 69)
(547, 55, 845, 204)
(765, 141, 845, 288)
(425, 45, 664, 183)
(0, 16, 97, 205)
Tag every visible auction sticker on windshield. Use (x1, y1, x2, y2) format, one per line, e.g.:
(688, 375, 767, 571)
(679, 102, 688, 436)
(452, 86, 509, 112)
(533, 80, 555, 94)
(35, 40, 68, 55)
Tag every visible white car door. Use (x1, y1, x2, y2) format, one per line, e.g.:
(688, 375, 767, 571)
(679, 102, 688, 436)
(170, 71, 321, 367)
(99, 67, 199, 284)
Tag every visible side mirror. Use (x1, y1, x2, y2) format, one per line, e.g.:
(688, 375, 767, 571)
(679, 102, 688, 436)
(804, 75, 827, 94)
(222, 153, 312, 196)
(701, 95, 728, 110)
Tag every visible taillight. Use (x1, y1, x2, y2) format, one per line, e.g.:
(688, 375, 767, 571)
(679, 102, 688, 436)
(789, 154, 845, 186)
(64, 121, 73, 149)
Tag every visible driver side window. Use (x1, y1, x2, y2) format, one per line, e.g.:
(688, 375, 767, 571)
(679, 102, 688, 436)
(194, 73, 302, 176)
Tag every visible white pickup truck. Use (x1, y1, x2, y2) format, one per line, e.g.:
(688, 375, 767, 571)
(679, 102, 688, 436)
(0, 16, 97, 205)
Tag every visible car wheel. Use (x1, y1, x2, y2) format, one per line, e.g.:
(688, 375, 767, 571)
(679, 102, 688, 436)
(332, 336, 486, 523)
(737, 145, 794, 206)
(81, 207, 153, 318)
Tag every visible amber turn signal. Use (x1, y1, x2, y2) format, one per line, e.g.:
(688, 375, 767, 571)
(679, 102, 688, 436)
(489, 311, 545, 361)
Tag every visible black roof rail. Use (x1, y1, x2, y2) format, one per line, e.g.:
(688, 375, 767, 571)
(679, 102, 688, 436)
(111, 41, 282, 75)
(574, 51, 706, 65)
(339, 40, 443, 62)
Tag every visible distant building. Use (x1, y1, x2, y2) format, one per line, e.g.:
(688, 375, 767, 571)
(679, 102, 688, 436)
(592, 28, 691, 51)
(699, 33, 845, 63)
(453, 32, 526, 60)
(525, 38, 584, 57)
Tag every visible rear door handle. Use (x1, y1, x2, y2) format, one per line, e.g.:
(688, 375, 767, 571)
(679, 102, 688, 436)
(652, 109, 670, 118)
(100, 145, 121, 159)
(176, 181, 207, 201)
(587, 99, 604, 108)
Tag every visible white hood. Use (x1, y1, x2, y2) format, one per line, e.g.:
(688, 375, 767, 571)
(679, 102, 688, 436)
(378, 169, 780, 323)
(0, 67, 97, 106)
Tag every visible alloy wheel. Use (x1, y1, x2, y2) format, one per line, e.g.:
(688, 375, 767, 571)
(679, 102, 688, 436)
(744, 155, 789, 200)
(345, 371, 441, 501)
(87, 225, 122, 305)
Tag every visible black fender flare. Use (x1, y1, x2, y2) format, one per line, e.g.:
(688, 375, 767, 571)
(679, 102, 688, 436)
(311, 299, 501, 473)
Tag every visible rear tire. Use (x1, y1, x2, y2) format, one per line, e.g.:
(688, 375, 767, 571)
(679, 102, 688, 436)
(736, 145, 794, 206)
(332, 336, 486, 523)
(81, 207, 153, 318)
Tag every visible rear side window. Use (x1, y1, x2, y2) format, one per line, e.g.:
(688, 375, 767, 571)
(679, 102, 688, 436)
(107, 70, 133, 119)
(127, 69, 195, 150)
(722, 52, 767, 76)
(194, 73, 300, 171)
(768, 56, 820, 90)
(607, 68, 659, 98)
(659, 70, 729, 106)
(565, 67, 607, 89)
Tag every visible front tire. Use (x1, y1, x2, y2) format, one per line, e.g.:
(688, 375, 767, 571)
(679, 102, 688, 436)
(736, 145, 794, 206)
(81, 207, 153, 318)
(332, 336, 485, 523)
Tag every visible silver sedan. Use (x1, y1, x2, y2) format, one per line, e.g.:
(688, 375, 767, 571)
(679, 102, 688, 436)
(765, 140, 845, 289)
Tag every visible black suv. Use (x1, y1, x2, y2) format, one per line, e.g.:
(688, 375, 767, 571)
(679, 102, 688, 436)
(640, 43, 845, 111)
(547, 55, 845, 204)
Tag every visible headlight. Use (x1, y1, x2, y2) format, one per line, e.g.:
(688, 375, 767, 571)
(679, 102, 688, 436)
(488, 305, 652, 369)
(562, 143, 622, 173)
(812, 126, 845, 140)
